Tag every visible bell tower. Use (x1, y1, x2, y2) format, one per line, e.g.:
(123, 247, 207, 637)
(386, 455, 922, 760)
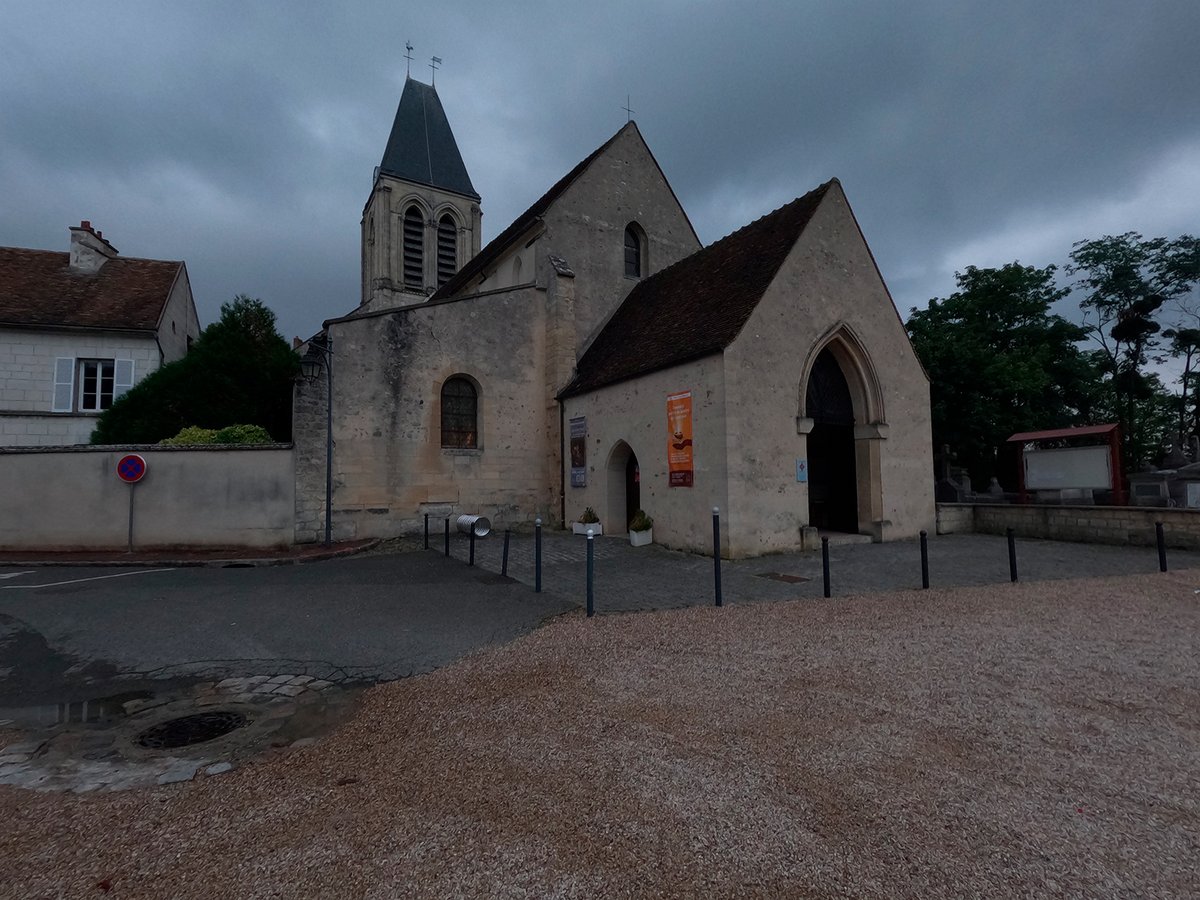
(361, 77, 482, 311)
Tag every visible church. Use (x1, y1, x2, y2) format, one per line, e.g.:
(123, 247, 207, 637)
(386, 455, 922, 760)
(293, 77, 934, 557)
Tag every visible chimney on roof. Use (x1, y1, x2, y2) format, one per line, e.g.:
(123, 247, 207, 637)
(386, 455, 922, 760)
(68, 220, 119, 273)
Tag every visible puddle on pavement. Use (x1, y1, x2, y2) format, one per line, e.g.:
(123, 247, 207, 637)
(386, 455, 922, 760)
(0, 691, 151, 729)
(0, 678, 368, 792)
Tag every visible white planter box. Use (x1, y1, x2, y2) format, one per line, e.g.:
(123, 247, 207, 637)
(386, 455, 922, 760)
(629, 527, 653, 547)
(572, 522, 602, 536)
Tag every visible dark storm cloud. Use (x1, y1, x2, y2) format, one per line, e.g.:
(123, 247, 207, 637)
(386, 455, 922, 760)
(1, 1, 1197, 340)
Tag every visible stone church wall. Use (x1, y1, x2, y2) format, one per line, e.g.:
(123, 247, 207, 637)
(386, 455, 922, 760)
(295, 286, 558, 542)
(560, 354, 729, 555)
(541, 126, 700, 351)
(723, 182, 935, 553)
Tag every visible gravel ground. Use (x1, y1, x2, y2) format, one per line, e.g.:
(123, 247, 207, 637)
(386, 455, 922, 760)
(1, 572, 1198, 898)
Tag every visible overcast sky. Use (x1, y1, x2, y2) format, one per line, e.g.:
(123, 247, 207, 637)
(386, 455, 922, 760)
(2, 1, 1198, 343)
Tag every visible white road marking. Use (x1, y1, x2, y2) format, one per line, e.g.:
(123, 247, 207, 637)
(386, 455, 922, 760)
(0, 571, 35, 580)
(0, 568, 176, 589)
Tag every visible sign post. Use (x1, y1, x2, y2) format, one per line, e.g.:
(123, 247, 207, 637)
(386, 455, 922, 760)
(116, 454, 147, 552)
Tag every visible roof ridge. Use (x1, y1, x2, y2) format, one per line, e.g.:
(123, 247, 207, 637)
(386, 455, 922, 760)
(631, 180, 836, 291)
(561, 179, 837, 397)
(430, 121, 638, 300)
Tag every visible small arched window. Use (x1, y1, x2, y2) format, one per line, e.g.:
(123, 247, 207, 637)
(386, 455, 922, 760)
(402, 206, 424, 288)
(441, 376, 478, 449)
(512, 255, 522, 284)
(437, 214, 458, 286)
(624, 224, 643, 278)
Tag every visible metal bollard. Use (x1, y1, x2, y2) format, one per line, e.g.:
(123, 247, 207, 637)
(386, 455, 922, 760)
(712, 506, 723, 607)
(1156, 521, 1168, 572)
(444, 517, 450, 557)
(1007, 528, 1018, 582)
(822, 536, 831, 598)
(535, 517, 543, 593)
(586, 528, 595, 617)
(424, 513, 429, 550)
(502, 529, 510, 577)
(469, 529, 476, 566)
(920, 530, 929, 590)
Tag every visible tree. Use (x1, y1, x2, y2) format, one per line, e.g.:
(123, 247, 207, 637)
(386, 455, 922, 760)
(906, 263, 1102, 488)
(91, 295, 299, 444)
(1067, 232, 1200, 465)
(1160, 326, 1200, 439)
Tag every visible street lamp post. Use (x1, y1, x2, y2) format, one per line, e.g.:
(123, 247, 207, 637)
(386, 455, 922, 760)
(299, 336, 334, 546)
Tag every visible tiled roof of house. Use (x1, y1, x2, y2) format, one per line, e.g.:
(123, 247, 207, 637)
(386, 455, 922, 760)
(0, 248, 181, 331)
(379, 78, 479, 200)
(560, 180, 835, 398)
(431, 122, 638, 301)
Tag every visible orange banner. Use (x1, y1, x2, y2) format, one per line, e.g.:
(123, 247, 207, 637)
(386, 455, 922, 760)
(667, 390, 693, 487)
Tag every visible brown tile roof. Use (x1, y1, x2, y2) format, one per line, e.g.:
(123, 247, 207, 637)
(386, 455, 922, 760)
(0, 248, 181, 331)
(560, 180, 835, 398)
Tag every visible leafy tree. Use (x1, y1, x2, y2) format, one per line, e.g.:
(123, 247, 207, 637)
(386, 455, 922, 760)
(91, 295, 298, 444)
(906, 263, 1102, 488)
(1067, 233, 1200, 464)
(1161, 326, 1200, 439)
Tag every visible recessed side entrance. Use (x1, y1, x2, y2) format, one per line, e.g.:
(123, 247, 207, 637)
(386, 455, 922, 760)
(805, 348, 859, 532)
(606, 441, 640, 531)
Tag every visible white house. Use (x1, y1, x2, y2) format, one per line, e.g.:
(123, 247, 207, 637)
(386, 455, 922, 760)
(0, 221, 201, 446)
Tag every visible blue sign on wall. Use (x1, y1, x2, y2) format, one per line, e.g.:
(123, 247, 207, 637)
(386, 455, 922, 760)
(796, 458, 808, 483)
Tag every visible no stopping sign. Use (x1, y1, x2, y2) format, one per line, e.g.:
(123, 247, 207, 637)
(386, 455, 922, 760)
(117, 454, 147, 483)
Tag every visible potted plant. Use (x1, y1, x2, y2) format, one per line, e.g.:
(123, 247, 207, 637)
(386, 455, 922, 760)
(628, 509, 653, 547)
(572, 506, 602, 536)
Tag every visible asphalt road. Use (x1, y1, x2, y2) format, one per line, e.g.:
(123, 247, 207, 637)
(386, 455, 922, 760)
(0, 553, 576, 707)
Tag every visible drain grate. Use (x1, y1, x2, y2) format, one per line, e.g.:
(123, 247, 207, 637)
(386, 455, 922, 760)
(756, 572, 810, 584)
(136, 711, 248, 749)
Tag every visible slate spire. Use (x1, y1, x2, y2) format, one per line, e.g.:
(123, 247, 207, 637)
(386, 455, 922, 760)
(378, 77, 479, 200)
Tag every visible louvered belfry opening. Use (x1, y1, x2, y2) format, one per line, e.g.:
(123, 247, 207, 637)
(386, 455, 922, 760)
(403, 206, 424, 288)
(437, 215, 457, 287)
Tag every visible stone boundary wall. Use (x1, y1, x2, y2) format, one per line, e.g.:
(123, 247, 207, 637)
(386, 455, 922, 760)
(936, 502, 1200, 550)
(0, 444, 294, 549)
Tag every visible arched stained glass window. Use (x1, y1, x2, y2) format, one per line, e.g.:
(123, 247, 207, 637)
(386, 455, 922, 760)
(441, 376, 478, 448)
(624, 224, 643, 278)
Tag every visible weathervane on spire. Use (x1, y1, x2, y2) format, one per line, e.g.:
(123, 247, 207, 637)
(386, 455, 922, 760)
(404, 42, 414, 78)
(430, 56, 442, 85)
(622, 95, 634, 123)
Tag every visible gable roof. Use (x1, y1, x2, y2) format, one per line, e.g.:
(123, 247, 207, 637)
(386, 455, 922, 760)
(560, 180, 835, 398)
(0, 247, 182, 331)
(379, 77, 479, 200)
(431, 121, 641, 301)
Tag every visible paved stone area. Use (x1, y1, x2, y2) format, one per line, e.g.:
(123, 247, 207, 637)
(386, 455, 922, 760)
(437, 528, 1200, 613)
(0, 674, 353, 792)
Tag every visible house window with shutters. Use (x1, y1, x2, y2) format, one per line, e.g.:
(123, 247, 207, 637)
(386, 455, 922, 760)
(402, 206, 424, 288)
(440, 376, 478, 449)
(53, 357, 134, 413)
(436, 214, 458, 287)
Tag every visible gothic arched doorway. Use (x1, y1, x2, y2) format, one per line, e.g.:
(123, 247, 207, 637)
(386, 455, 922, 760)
(606, 441, 640, 530)
(806, 348, 859, 532)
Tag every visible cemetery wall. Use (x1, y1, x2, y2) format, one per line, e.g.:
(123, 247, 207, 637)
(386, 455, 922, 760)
(936, 502, 1200, 550)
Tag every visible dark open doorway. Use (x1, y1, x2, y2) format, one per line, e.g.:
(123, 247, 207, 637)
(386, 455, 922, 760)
(806, 348, 859, 533)
(625, 452, 640, 528)
(606, 441, 641, 531)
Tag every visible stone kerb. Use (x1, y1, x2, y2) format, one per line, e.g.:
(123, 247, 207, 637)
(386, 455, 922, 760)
(936, 502, 1200, 550)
